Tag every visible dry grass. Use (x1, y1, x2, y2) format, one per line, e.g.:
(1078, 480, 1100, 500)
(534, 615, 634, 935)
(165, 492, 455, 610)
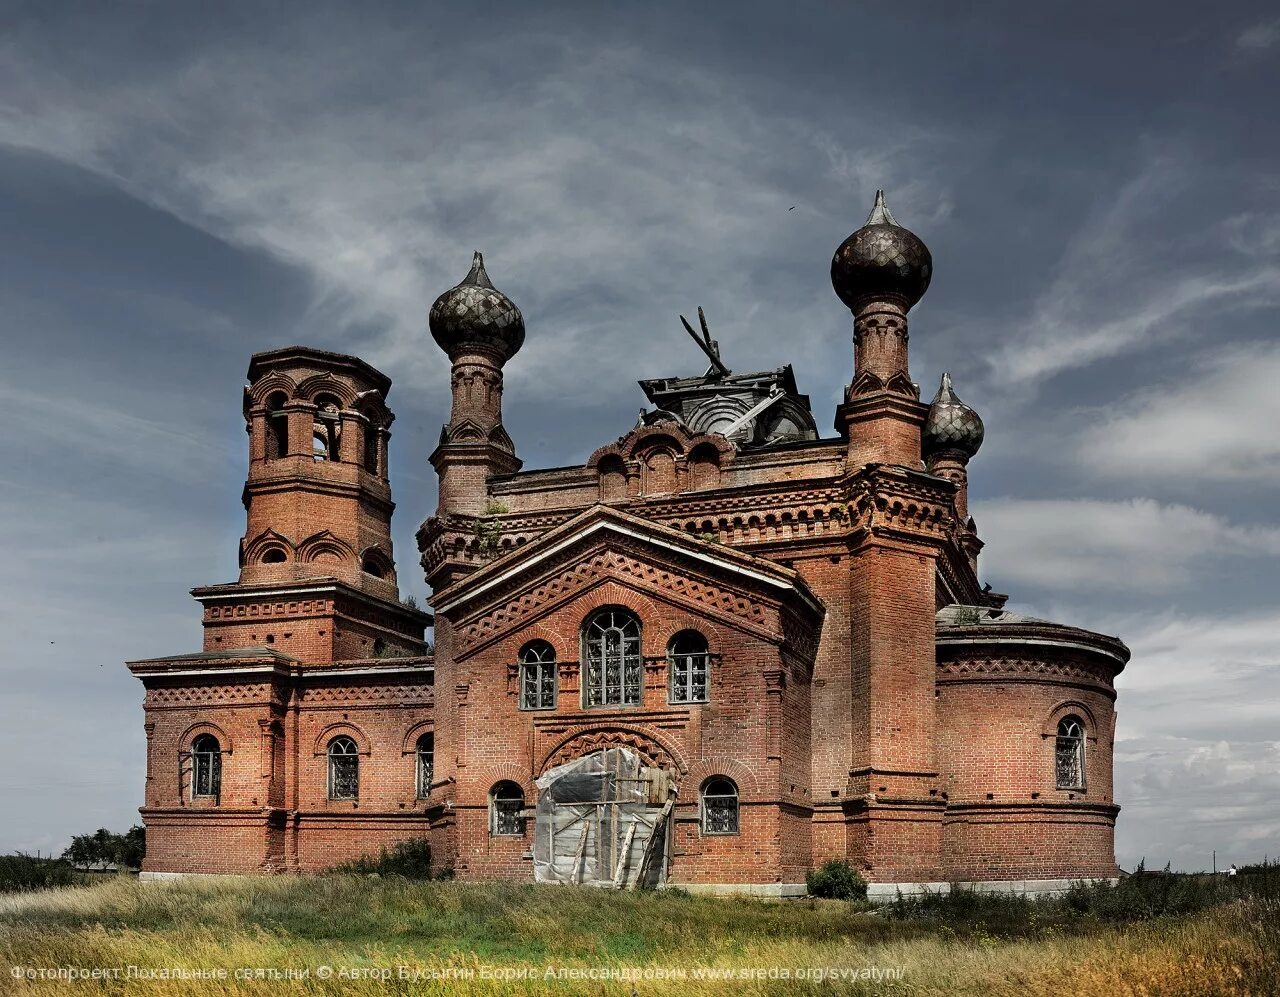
(0, 877, 1276, 995)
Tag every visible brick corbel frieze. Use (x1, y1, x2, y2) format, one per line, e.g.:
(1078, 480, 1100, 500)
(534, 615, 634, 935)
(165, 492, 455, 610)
(843, 462, 956, 547)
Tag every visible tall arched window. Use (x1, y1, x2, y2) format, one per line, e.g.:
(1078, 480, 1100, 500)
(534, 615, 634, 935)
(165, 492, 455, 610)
(328, 736, 359, 800)
(312, 432, 330, 462)
(701, 777, 739, 835)
(416, 732, 434, 799)
(191, 734, 221, 799)
(265, 392, 289, 460)
(1055, 716, 1086, 790)
(582, 608, 642, 707)
(363, 424, 380, 475)
(668, 630, 709, 704)
(490, 781, 525, 836)
(519, 640, 557, 710)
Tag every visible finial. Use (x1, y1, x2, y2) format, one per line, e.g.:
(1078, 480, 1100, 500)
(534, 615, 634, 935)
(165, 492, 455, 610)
(461, 251, 495, 289)
(864, 189, 900, 227)
(934, 371, 957, 402)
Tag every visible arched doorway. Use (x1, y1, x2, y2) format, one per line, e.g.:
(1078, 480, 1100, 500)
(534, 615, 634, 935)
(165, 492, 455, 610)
(532, 747, 676, 888)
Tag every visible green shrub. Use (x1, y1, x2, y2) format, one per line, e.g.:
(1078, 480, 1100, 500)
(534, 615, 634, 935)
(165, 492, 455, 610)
(0, 854, 83, 893)
(327, 838, 434, 879)
(806, 860, 868, 900)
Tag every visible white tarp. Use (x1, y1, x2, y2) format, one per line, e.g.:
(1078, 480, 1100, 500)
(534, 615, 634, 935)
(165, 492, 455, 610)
(532, 747, 675, 889)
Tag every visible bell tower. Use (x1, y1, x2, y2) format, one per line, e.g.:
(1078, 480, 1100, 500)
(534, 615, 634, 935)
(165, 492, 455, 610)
(830, 192, 950, 883)
(195, 346, 429, 664)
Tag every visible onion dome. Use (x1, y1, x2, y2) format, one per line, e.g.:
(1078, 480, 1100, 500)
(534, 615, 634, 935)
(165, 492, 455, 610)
(428, 252, 525, 360)
(923, 372, 984, 458)
(831, 190, 933, 310)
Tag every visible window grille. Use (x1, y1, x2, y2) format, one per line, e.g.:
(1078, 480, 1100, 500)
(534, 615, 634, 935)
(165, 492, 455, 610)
(583, 608, 642, 707)
(416, 733, 434, 798)
(491, 781, 525, 836)
(701, 778, 739, 835)
(1055, 717, 1086, 790)
(669, 631, 709, 704)
(191, 734, 221, 799)
(519, 641, 557, 710)
(328, 736, 359, 800)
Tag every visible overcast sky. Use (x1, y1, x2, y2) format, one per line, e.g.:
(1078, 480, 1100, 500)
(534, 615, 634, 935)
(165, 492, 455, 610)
(2, 1, 1278, 871)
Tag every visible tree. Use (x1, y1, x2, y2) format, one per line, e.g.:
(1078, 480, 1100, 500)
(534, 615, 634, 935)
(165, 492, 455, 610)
(62, 825, 145, 870)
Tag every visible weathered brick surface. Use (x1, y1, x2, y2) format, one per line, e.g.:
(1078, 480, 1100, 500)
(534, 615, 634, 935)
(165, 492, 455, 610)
(129, 295, 1128, 887)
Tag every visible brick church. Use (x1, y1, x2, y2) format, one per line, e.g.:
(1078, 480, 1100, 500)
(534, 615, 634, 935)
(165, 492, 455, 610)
(129, 192, 1129, 896)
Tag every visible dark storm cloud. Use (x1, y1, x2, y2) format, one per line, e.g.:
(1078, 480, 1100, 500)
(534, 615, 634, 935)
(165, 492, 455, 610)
(1, 1, 1277, 868)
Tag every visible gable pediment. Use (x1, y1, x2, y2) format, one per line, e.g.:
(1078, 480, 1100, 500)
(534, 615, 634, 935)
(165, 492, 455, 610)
(433, 506, 823, 659)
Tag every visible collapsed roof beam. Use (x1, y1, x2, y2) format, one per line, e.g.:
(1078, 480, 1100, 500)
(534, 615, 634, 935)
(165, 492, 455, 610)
(679, 306, 731, 378)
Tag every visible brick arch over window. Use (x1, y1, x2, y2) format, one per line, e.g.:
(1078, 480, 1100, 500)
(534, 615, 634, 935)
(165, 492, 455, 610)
(1041, 700, 1098, 738)
(570, 583, 662, 655)
(311, 723, 370, 756)
(297, 531, 355, 565)
(243, 528, 296, 566)
(539, 725, 687, 776)
(294, 373, 359, 408)
(246, 371, 299, 408)
(646, 613, 719, 657)
(178, 721, 233, 755)
(459, 762, 536, 807)
(400, 720, 435, 755)
(685, 756, 761, 800)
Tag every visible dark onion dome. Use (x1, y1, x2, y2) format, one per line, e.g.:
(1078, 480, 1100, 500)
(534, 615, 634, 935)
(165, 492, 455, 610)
(830, 189, 932, 310)
(923, 372, 984, 458)
(429, 251, 525, 360)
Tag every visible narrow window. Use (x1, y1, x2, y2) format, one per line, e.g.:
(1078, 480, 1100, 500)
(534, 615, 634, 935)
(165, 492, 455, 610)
(669, 630, 709, 704)
(519, 640, 557, 710)
(416, 732, 434, 798)
(583, 608, 642, 707)
(363, 425, 380, 475)
(265, 392, 289, 460)
(490, 781, 525, 836)
(312, 432, 329, 462)
(328, 735, 359, 800)
(191, 734, 221, 799)
(701, 777, 739, 835)
(1055, 717, 1086, 790)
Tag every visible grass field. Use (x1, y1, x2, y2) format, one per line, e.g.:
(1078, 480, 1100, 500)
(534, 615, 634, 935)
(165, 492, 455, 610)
(0, 875, 1277, 995)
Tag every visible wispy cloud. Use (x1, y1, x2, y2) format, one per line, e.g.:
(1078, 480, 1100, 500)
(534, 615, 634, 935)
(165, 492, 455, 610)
(976, 497, 1280, 592)
(1074, 342, 1280, 482)
(1236, 17, 1280, 51)
(986, 158, 1280, 386)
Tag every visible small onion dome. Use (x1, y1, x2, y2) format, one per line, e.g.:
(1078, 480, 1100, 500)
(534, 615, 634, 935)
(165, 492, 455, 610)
(830, 189, 932, 311)
(924, 372, 984, 458)
(428, 251, 525, 360)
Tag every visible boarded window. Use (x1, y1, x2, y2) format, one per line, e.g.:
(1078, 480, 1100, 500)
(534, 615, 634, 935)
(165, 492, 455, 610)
(583, 608, 642, 707)
(519, 640, 557, 710)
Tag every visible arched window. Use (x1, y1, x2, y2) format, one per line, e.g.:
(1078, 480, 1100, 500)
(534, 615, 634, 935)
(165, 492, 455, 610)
(265, 392, 289, 461)
(261, 547, 287, 564)
(361, 551, 390, 579)
(191, 734, 221, 799)
(582, 608, 642, 707)
(1055, 716, 1086, 790)
(490, 781, 525, 836)
(328, 736, 359, 800)
(416, 732, 434, 799)
(312, 432, 330, 462)
(668, 630, 709, 704)
(519, 640, 557, 710)
(363, 425, 380, 475)
(701, 777, 739, 835)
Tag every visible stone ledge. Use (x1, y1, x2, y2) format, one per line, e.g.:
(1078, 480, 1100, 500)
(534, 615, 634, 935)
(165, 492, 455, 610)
(667, 882, 808, 899)
(865, 877, 1118, 900)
